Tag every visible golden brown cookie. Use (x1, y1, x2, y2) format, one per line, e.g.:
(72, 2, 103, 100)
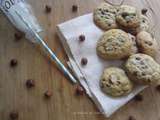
(116, 5, 140, 28)
(119, 15, 150, 35)
(100, 67, 133, 97)
(96, 29, 132, 60)
(93, 3, 118, 30)
(125, 54, 160, 85)
(136, 31, 158, 57)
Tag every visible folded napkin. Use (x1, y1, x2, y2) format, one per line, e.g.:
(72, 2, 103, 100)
(57, 13, 146, 117)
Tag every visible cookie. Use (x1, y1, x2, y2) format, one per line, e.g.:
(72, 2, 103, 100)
(128, 33, 138, 54)
(100, 67, 133, 97)
(96, 29, 132, 60)
(116, 5, 140, 28)
(136, 31, 158, 57)
(138, 15, 150, 32)
(125, 54, 160, 85)
(119, 15, 149, 35)
(93, 3, 118, 30)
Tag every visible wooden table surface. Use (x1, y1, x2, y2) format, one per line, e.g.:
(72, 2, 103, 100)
(1, 0, 160, 120)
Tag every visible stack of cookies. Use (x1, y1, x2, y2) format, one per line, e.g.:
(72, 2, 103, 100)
(94, 3, 160, 97)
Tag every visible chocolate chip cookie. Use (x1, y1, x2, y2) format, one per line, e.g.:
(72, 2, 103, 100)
(125, 54, 160, 85)
(138, 15, 150, 32)
(119, 14, 149, 35)
(136, 31, 158, 57)
(116, 5, 140, 28)
(100, 67, 133, 97)
(93, 3, 118, 30)
(96, 29, 132, 60)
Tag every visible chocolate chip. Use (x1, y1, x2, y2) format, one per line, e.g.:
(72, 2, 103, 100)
(117, 81, 121, 84)
(45, 5, 52, 13)
(10, 59, 18, 67)
(142, 65, 148, 69)
(142, 19, 145, 23)
(101, 11, 105, 15)
(44, 90, 53, 98)
(145, 41, 153, 46)
(131, 36, 135, 41)
(134, 94, 143, 101)
(26, 79, 35, 88)
(104, 9, 108, 12)
(108, 79, 113, 84)
(135, 57, 141, 60)
(147, 78, 152, 83)
(142, 72, 146, 76)
(128, 116, 136, 120)
(81, 58, 88, 66)
(141, 8, 148, 15)
(133, 71, 138, 76)
(9, 111, 18, 120)
(72, 5, 78, 12)
(75, 85, 84, 95)
(126, 20, 130, 23)
(79, 35, 85, 42)
(106, 84, 111, 87)
(14, 32, 24, 41)
(108, 23, 111, 26)
(122, 12, 128, 18)
(156, 85, 160, 92)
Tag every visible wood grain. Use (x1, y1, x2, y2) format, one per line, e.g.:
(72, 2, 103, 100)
(0, 0, 160, 120)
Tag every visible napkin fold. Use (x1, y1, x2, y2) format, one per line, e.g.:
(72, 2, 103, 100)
(57, 13, 146, 117)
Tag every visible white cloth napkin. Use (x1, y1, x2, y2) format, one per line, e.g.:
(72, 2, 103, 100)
(57, 13, 146, 117)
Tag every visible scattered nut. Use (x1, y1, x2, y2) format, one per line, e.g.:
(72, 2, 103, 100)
(9, 111, 18, 120)
(134, 94, 143, 101)
(75, 85, 84, 95)
(10, 59, 18, 67)
(26, 79, 35, 88)
(128, 116, 136, 120)
(79, 34, 85, 42)
(44, 90, 53, 98)
(72, 5, 78, 12)
(81, 58, 88, 66)
(45, 5, 52, 13)
(141, 8, 148, 15)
